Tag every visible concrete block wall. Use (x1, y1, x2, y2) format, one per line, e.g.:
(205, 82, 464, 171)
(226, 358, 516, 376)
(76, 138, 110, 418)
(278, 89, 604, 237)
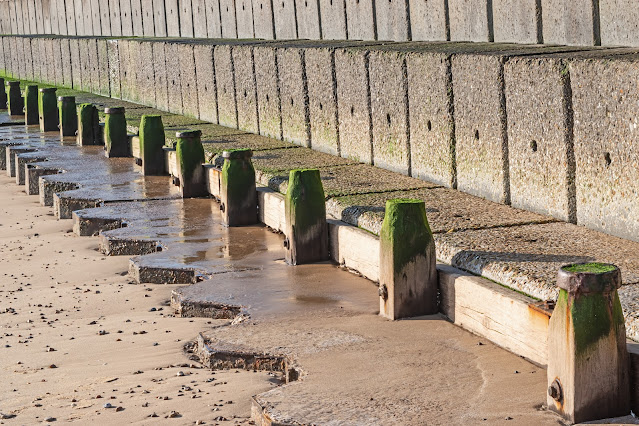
(4, 35, 639, 244)
(4, 0, 639, 48)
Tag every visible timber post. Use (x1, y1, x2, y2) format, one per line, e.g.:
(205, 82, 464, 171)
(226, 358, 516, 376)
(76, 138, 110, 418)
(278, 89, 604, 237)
(547, 262, 630, 423)
(6, 81, 23, 116)
(76, 103, 101, 146)
(0, 77, 6, 109)
(24, 84, 38, 125)
(139, 115, 166, 175)
(284, 168, 328, 265)
(220, 149, 257, 226)
(378, 199, 437, 320)
(58, 96, 77, 137)
(175, 130, 206, 198)
(104, 107, 129, 157)
(38, 87, 58, 132)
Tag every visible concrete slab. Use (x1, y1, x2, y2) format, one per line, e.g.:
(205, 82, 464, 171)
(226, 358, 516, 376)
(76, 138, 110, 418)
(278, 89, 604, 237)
(90, 0, 101, 35)
(179, 0, 194, 36)
(205, 0, 223, 38)
(505, 56, 574, 223)
(107, 39, 121, 99)
(233, 45, 259, 133)
(81, 0, 92, 35)
(541, 0, 596, 46)
(165, 0, 180, 36)
(220, 0, 238, 38)
(277, 48, 309, 147)
(52, 37, 65, 85)
(375, 0, 410, 41)
(117, 39, 132, 101)
(153, 0, 168, 36)
(142, 0, 156, 36)
(334, 47, 372, 164)
(131, 0, 144, 36)
(600, 0, 639, 47)
(200, 132, 292, 158)
(120, 0, 134, 36)
(305, 47, 339, 155)
(327, 185, 553, 236)
(60, 38, 73, 89)
(235, 0, 255, 38)
(152, 41, 168, 109)
(178, 43, 199, 118)
(493, 0, 540, 44)
(295, 0, 321, 39)
(137, 40, 157, 107)
(72, 0, 84, 35)
(163, 122, 243, 147)
(408, 0, 447, 41)
(99, 0, 111, 35)
(70, 38, 83, 89)
(78, 37, 92, 91)
(193, 43, 217, 123)
(22, 38, 34, 81)
(56, 0, 68, 34)
(96, 38, 110, 96)
(570, 53, 639, 242)
(214, 44, 237, 128)
(254, 44, 281, 139)
(345, 0, 375, 40)
(253, 0, 275, 39)
(192, 0, 208, 37)
(448, 0, 492, 42)
(318, 0, 346, 40)
(273, 0, 296, 40)
(109, 0, 123, 36)
(165, 42, 184, 114)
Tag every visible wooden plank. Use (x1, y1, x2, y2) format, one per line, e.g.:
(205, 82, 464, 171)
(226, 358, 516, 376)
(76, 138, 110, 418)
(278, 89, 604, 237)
(328, 219, 380, 283)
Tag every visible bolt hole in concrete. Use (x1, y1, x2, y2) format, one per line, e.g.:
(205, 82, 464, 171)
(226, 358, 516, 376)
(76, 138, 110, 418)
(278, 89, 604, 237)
(350, 106, 355, 116)
(261, 3, 263, 9)
(474, 129, 479, 140)
(427, 120, 432, 131)
(244, 90, 247, 98)
(291, 98, 294, 106)
(319, 102, 323, 110)
(604, 152, 612, 166)
(387, 113, 391, 126)
(266, 94, 270, 102)
(282, 1, 285, 8)
(530, 140, 538, 152)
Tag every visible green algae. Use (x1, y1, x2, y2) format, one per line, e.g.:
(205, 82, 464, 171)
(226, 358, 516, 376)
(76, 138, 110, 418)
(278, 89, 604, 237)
(24, 84, 38, 125)
(221, 149, 257, 225)
(285, 169, 326, 237)
(176, 132, 205, 182)
(139, 115, 166, 175)
(38, 88, 58, 132)
(58, 96, 77, 137)
(563, 263, 617, 274)
(104, 109, 129, 157)
(77, 103, 100, 146)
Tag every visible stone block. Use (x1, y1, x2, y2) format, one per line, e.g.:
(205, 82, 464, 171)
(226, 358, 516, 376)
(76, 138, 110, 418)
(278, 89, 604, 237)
(131, 0, 144, 35)
(220, 0, 238, 38)
(319, 0, 346, 40)
(120, 0, 134, 35)
(368, 48, 410, 175)
(142, 0, 156, 36)
(165, 42, 184, 114)
(193, 43, 217, 123)
(305, 47, 339, 155)
(214, 44, 237, 128)
(406, 49, 454, 187)
(152, 41, 168, 110)
(153, 0, 168, 36)
(179, 43, 199, 118)
(60, 38, 73, 89)
(236, 0, 255, 38)
(278, 47, 309, 147)
(107, 39, 121, 98)
(541, 0, 596, 45)
(448, 0, 492, 42)
(109, 0, 122, 36)
(408, 0, 447, 41)
(375, 0, 410, 41)
(98, 0, 111, 35)
(137, 41, 157, 107)
(165, 0, 180, 36)
(505, 56, 574, 222)
(192, 0, 208, 37)
(492, 0, 540, 44)
(204, 0, 223, 38)
(335, 47, 372, 164)
(295, 0, 321, 39)
(253, 0, 275, 39)
(179, 0, 194, 36)
(345, 0, 375, 40)
(570, 53, 639, 240)
(233, 45, 259, 133)
(600, 0, 639, 47)
(273, 0, 296, 39)
(90, 0, 101, 35)
(254, 45, 281, 139)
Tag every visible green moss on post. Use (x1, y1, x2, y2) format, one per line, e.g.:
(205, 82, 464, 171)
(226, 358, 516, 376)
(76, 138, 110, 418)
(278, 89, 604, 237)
(104, 107, 130, 157)
(24, 85, 38, 125)
(175, 130, 206, 198)
(379, 199, 437, 320)
(77, 103, 101, 146)
(38, 87, 58, 132)
(58, 96, 77, 137)
(0, 78, 6, 109)
(284, 169, 328, 265)
(220, 149, 257, 226)
(547, 263, 630, 423)
(139, 115, 166, 175)
(6, 81, 23, 116)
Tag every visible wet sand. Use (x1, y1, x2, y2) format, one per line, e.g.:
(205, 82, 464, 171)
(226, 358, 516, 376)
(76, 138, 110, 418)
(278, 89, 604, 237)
(0, 175, 277, 424)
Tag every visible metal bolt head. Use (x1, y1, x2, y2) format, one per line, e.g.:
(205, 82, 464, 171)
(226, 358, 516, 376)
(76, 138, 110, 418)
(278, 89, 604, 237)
(548, 378, 562, 402)
(379, 284, 388, 300)
(283, 238, 289, 249)
(219, 203, 225, 213)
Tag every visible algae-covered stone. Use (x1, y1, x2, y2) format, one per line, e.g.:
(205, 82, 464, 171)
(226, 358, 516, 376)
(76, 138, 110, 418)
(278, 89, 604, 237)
(284, 169, 328, 265)
(77, 103, 101, 146)
(379, 199, 437, 320)
(24, 84, 39, 125)
(139, 115, 166, 175)
(220, 149, 257, 226)
(39, 87, 58, 132)
(104, 107, 130, 157)
(58, 96, 77, 137)
(176, 129, 207, 198)
(6, 80, 24, 116)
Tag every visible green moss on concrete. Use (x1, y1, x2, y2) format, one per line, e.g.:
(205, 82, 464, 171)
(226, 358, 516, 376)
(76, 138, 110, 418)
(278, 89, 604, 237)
(222, 149, 256, 202)
(140, 115, 165, 157)
(24, 84, 38, 125)
(38, 89, 58, 131)
(380, 199, 433, 273)
(58, 96, 77, 137)
(105, 111, 128, 156)
(285, 169, 326, 235)
(176, 134, 205, 182)
(564, 263, 617, 274)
